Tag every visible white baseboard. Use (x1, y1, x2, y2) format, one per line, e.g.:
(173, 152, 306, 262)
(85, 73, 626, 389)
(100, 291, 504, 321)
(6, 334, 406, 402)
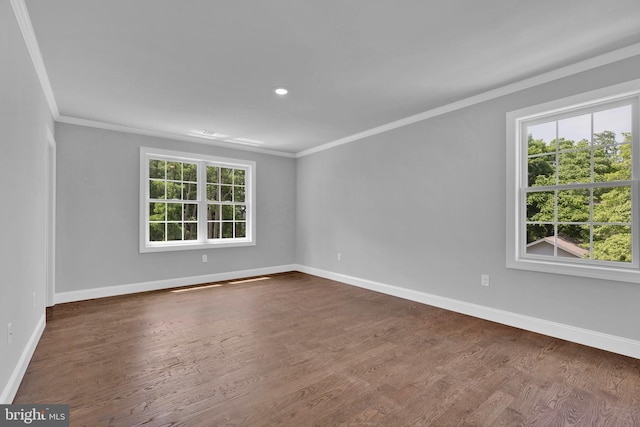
(1, 313, 45, 404)
(54, 264, 298, 304)
(295, 265, 640, 360)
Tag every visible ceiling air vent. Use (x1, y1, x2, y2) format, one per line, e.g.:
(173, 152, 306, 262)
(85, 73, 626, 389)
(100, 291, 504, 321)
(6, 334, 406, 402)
(189, 129, 229, 139)
(189, 130, 265, 147)
(228, 137, 265, 146)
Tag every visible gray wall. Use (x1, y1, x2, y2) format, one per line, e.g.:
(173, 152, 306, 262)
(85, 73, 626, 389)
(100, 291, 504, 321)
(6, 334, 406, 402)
(0, 1, 53, 401)
(55, 123, 296, 292)
(296, 54, 640, 341)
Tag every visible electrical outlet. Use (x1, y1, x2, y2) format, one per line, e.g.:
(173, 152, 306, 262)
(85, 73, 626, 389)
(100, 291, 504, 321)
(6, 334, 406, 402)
(337, 253, 342, 261)
(7, 323, 13, 345)
(481, 274, 490, 287)
(202, 254, 208, 263)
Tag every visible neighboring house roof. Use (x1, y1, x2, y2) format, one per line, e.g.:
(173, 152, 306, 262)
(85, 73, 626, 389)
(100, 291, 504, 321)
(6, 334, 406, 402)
(527, 236, 589, 258)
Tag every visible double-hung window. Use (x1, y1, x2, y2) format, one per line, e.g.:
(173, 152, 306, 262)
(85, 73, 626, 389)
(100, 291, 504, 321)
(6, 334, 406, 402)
(507, 80, 640, 282)
(140, 147, 255, 252)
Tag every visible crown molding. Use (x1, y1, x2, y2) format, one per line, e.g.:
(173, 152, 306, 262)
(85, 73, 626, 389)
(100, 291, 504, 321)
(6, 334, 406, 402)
(10, 0, 640, 158)
(296, 42, 640, 158)
(57, 116, 297, 158)
(10, 0, 59, 119)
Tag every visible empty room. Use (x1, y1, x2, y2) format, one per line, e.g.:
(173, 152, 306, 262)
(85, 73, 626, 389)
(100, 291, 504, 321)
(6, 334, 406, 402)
(3, 0, 640, 425)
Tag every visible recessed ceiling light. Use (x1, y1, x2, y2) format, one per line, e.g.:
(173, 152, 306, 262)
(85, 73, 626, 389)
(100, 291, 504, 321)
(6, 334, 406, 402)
(274, 87, 288, 95)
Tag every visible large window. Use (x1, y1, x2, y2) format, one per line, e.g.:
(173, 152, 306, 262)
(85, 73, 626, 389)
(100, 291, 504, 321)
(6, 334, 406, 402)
(140, 147, 255, 252)
(506, 81, 640, 282)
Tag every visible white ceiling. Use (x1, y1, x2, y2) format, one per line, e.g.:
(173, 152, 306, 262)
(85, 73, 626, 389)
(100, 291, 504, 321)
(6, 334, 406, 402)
(24, 0, 640, 155)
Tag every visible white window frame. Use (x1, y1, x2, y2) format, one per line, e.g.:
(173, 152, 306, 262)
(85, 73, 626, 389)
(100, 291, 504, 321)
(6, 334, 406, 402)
(140, 147, 256, 253)
(506, 79, 640, 283)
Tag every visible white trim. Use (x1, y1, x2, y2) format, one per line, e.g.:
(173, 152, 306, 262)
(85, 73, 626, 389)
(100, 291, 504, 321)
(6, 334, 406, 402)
(9, 0, 59, 119)
(297, 42, 640, 158)
(139, 147, 257, 252)
(58, 116, 296, 158)
(295, 265, 640, 360)
(45, 129, 56, 307)
(54, 265, 297, 304)
(506, 79, 640, 282)
(0, 314, 45, 404)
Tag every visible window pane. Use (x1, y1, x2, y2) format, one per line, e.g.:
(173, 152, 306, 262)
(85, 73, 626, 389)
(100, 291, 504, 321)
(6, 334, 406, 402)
(167, 203, 182, 221)
(594, 144, 631, 182)
(593, 186, 631, 223)
(143, 149, 253, 249)
(184, 182, 198, 200)
(527, 191, 554, 222)
(183, 204, 198, 221)
(594, 105, 632, 144)
(166, 182, 182, 199)
(235, 222, 246, 238)
(235, 205, 247, 220)
(221, 168, 233, 184)
(558, 150, 591, 184)
(234, 169, 245, 185)
(221, 205, 234, 221)
(184, 223, 198, 240)
(149, 223, 165, 241)
(222, 222, 234, 238)
(558, 114, 591, 147)
(557, 224, 590, 259)
(208, 204, 220, 220)
(234, 186, 245, 202)
(183, 162, 198, 182)
(167, 223, 182, 241)
(557, 189, 590, 222)
(149, 180, 166, 199)
(166, 162, 182, 181)
(515, 99, 636, 271)
(207, 166, 219, 183)
(207, 184, 219, 201)
(594, 147, 613, 182)
(526, 224, 553, 256)
(221, 185, 233, 202)
(149, 159, 165, 179)
(149, 202, 166, 221)
(208, 222, 220, 239)
(528, 154, 555, 187)
(593, 225, 632, 262)
(527, 121, 556, 155)
(613, 144, 632, 180)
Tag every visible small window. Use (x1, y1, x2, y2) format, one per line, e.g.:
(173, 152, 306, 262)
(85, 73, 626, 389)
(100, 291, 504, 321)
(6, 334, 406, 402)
(506, 81, 640, 282)
(140, 148, 255, 252)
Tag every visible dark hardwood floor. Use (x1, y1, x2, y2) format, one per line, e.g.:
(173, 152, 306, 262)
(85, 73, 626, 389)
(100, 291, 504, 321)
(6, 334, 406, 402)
(14, 272, 640, 426)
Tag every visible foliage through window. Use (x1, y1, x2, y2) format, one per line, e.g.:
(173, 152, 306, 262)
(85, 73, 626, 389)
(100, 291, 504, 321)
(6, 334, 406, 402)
(507, 82, 640, 282)
(206, 165, 247, 239)
(140, 148, 255, 252)
(525, 103, 634, 264)
(148, 160, 199, 242)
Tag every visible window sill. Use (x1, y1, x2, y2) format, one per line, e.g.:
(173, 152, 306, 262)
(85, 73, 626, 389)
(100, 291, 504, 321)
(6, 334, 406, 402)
(140, 239, 255, 253)
(507, 257, 640, 283)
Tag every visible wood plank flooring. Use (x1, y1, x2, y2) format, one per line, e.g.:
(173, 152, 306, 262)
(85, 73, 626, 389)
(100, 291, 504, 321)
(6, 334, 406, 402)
(14, 272, 640, 426)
